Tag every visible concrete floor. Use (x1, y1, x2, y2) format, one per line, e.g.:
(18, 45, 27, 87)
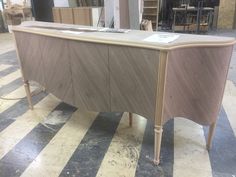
(0, 33, 14, 55)
(0, 32, 236, 177)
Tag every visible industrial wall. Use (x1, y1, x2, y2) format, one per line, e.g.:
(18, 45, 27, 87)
(217, 0, 236, 29)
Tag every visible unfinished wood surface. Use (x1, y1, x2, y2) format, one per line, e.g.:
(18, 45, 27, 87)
(68, 41, 109, 112)
(41, 36, 74, 106)
(109, 46, 159, 120)
(52, 8, 61, 23)
(13, 32, 45, 86)
(12, 22, 235, 166)
(12, 22, 236, 51)
(24, 80, 33, 110)
(60, 8, 74, 24)
(154, 51, 168, 165)
(163, 46, 233, 125)
(73, 8, 92, 26)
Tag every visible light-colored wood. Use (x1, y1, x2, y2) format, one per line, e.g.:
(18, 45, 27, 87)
(24, 80, 33, 110)
(12, 21, 236, 51)
(207, 122, 217, 150)
(73, 8, 92, 26)
(154, 51, 168, 165)
(52, 8, 61, 23)
(52, 7, 102, 26)
(60, 8, 74, 24)
(12, 21, 236, 166)
(154, 125, 163, 165)
(109, 45, 159, 120)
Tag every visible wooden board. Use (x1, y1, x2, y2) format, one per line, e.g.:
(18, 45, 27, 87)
(52, 8, 61, 23)
(60, 8, 74, 24)
(73, 8, 92, 26)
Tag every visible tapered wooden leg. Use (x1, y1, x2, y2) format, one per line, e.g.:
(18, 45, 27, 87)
(207, 122, 217, 150)
(24, 80, 33, 110)
(154, 125, 163, 165)
(129, 112, 133, 127)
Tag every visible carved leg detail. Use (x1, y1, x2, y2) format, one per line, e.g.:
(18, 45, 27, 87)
(207, 122, 216, 150)
(24, 80, 33, 110)
(129, 112, 133, 127)
(154, 125, 163, 165)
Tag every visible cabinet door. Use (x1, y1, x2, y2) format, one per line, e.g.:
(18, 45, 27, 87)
(41, 36, 74, 105)
(109, 46, 159, 120)
(69, 41, 109, 112)
(14, 32, 45, 85)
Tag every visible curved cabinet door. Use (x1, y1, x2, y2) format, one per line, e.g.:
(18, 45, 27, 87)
(68, 41, 109, 112)
(14, 32, 45, 85)
(41, 36, 74, 105)
(164, 46, 233, 125)
(109, 46, 159, 120)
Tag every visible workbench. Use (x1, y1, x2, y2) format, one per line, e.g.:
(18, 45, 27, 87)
(172, 7, 214, 33)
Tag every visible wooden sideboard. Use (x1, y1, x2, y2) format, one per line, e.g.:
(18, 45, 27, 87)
(12, 21, 236, 165)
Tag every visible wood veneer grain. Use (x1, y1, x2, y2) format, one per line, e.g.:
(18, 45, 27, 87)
(163, 46, 233, 125)
(13, 23, 235, 165)
(41, 36, 74, 106)
(109, 46, 159, 120)
(69, 41, 110, 112)
(14, 32, 45, 86)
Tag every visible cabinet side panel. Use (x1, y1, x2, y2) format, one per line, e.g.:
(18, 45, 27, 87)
(14, 32, 45, 86)
(109, 46, 159, 120)
(69, 41, 110, 112)
(164, 46, 233, 125)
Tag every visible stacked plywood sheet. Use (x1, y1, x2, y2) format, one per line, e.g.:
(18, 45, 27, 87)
(52, 7, 102, 26)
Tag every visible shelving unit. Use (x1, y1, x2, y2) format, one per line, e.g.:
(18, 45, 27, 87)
(143, 0, 159, 30)
(172, 7, 214, 33)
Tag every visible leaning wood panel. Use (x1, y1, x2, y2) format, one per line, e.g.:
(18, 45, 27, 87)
(52, 8, 61, 23)
(41, 36, 74, 105)
(163, 46, 233, 125)
(73, 8, 92, 26)
(68, 41, 110, 112)
(60, 8, 74, 24)
(109, 46, 159, 120)
(14, 32, 45, 86)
